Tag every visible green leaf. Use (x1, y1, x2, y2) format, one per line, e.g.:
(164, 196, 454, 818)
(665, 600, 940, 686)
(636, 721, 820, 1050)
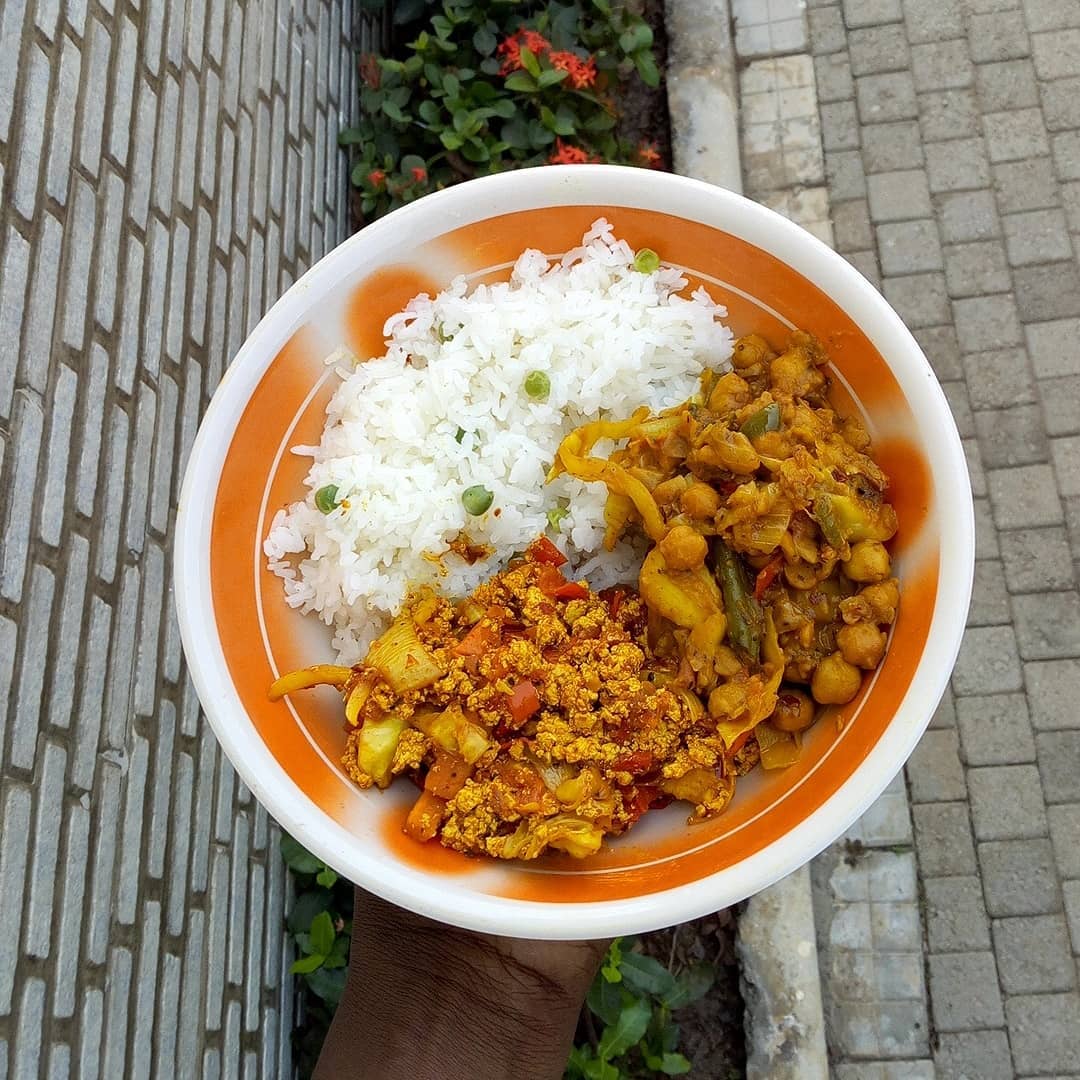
(619, 952, 678, 998)
(587, 975, 623, 1027)
(472, 80, 498, 102)
(565, 1045, 593, 1080)
(309, 910, 336, 957)
(519, 45, 542, 78)
(591, 0, 612, 13)
(480, 57, 502, 75)
(280, 834, 322, 875)
(634, 50, 661, 89)
(431, 14, 453, 38)
(473, 27, 497, 54)
(491, 97, 517, 118)
(424, 62, 443, 88)
(403, 54, 424, 78)
(305, 965, 347, 1007)
(417, 99, 441, 124)
(537, 67, 569, 89)
(598, 998, 652, 1060)
(393, 0, 427, 24)
(338, 127, 366, 146)
(601, 938, 623, 982)
(583, 1061, 619, 1080)
(291, 953, 325, 975)
(658, 1052, 693, 1075)
(663, 962, 716, 1009)
(287, 889, 332, 935)
(583, 110, 616, 133)
(660, 1018, 680, 1053)
(382, 99, 407, 122)
(315, 867, 338, 889)
(620, 23, 654, 55)
(527, 119, 554, 147)
(401, 153, 427, 175)
(504, 71, 538, 93)
(443, 73, 461, 99)
(501, 116, 531, 149)
(460, 138, 490, 162)
(552, 104, 576, 135)
(440, 129, 465, 150)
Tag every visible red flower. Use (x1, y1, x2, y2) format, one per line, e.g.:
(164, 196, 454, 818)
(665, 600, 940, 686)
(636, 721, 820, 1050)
(548, 50, 597, 89)
(358, 53, 380, 89)
(638, 142, 662, 168)
(548, 138, 598, 165)
(367, 169, 386, 187)
(496, 28, 552, 75)
(411, 166, 427, 182)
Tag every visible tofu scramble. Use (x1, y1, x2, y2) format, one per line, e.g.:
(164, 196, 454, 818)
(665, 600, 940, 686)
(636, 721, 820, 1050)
(270, 328, 901, 861)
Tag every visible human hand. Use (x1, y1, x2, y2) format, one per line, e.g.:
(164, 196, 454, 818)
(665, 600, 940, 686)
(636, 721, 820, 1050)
(313, 887, 608, 1080)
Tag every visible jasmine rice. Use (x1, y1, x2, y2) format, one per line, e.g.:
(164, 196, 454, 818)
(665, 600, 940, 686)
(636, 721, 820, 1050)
(264, 220, 734, 664)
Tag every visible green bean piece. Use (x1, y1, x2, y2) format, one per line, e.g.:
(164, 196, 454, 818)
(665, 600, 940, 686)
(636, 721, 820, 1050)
(462, 485, 494, 515)
(314, 484, 340, 514)
(633, 248, 661, 273)
(523, 370, 551, 400)
(739, 401, 781, 441)
(546, 506, 569, 531)
(713, 540, 763, 663)
(812, 492, 845, 549)
(454, 427, 466, 443)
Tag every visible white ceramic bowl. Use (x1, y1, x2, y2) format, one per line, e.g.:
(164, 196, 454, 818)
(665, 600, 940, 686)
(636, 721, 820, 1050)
(175, 165, 973, 938)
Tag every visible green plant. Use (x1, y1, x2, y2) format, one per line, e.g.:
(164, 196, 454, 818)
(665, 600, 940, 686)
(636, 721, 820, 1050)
(340, 0, 662, 220)
(565, 937, 715, 1079)
(281, 835, 354, 1077)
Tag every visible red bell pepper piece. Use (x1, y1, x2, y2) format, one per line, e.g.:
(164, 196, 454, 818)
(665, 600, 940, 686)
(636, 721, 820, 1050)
(753, 555, 784, 600)
(507, 680, 541, 722)
(528, 536, 567, 567)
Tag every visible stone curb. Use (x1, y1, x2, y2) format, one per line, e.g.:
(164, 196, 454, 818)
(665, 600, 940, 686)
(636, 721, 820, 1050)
(664, 4, 829, 1077)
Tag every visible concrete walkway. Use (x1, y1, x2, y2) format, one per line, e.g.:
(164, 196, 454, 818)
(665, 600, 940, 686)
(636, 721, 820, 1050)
(731, 0, 1080, 1075)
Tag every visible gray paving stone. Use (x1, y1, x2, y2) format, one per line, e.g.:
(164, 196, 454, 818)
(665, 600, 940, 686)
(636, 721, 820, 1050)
(912, 39, 973, 91)
(924, 137, 989, 194)
(1040, 75, 1080, 132)
(1001, 527, 1076, 592)
(24, 741, 67, 959)
(969, 764, 1049, 839)
(980, 837, 1062, 915)
(975, 404, 1049, 467)
(883, 272, 951, 326)
(964, 347, 1036, 409)
(1052, 130, 1080, 182)
(943, 378, 976, 437)
(968, 9, 1031, 62)
(877, 219, 943, 274)
(914, 324, 964, 379)
(1049, 803, 1080, 879)
(1013, 591, 1080, 659)
(954, 293, 1022, 352)
(954, 624, 1025, 694)
(934, 1030, 1013, 1080)
(984, 108, 1050, 163)
(1053, 436, 1080, 497)
(975, 57, 1040, 111)
(944, 241, 1011, 298)
(834, 199, 875, 252)
(1006, 993, 1080, 1074)
(993, 157, 1061, 215)
(822, 99, 862, 151)
(0, 784, 32, 1013)
(857, 71, 918, 123)
(868, 169, 933, 221)
(930, 685, 957, 729)
(1038, 732, 1080, 802)
(861, 120, 924, 172)
(1026, 319, 1080, 379)
(1031, 27, 1080, 79)
(937, 190, 1001, 243)
(845, 24, 905, 79)
(956, 692, 1036, 766)
(1042, 376, 1080, 442)
(816, 53, 856, 103)
(989, 464, 1065, 528)
(902, 0, 964, 42)
(1027, 659, 1080, 728)
(912, 801, 978, 874)
(908, 729, 968, 802)
(827, 149, 869, 200)
(1003, 208, 1073, 267)
(928, 952, 1005, 1031)
(924, 875, 992, 951)
(919, 88, 980, 143)
(1023, 0, 1080, 31)
(965, 436, 989, 497)
(976, 497, 1001, 559)
(994, 913, 1076, 992)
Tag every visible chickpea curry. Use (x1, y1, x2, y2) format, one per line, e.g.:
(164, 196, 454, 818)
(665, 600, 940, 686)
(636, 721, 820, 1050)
(270, 330, 900, 861)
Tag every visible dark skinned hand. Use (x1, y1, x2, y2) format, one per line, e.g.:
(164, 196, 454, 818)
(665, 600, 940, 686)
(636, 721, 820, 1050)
(313, 887, 609, 1080)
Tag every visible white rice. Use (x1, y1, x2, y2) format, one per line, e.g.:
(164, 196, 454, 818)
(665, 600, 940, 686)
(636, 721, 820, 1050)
(264, 219, 733, 664)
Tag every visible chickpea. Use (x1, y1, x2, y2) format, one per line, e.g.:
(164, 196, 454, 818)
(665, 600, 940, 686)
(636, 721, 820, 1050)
(843, 540, 891, 583)
(784, 560, 819, 590)
(731, 334, 771, 371)
(811, 652, 863, 705)
(771, 688, 816, 733)
(659, 524, 709, 570)
(681, 482, 722, 520)
(653, 475, 690, 506)
(707, 371, 752, 414)
(837, 621, 887, 670)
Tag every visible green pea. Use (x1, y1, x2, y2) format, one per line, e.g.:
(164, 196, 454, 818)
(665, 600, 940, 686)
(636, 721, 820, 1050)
(454, 426, 466, 443)
(314, 484, 340, 514)
(633, 248, 660, 273)
(523, 370, 550, 400)
(462, 485, 494, 515)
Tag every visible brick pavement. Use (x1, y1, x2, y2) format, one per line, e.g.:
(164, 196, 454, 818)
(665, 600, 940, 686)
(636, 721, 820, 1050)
(0, 2, 365, 1075)
(737, 0, 1080, 1075)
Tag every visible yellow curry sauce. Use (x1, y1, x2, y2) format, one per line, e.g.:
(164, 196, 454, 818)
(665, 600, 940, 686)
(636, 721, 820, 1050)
(270, 331, 900, 859)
